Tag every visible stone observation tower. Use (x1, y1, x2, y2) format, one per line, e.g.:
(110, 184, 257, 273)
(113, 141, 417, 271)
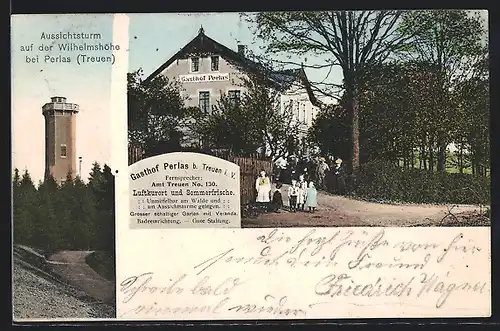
(42, 96, 79, 183)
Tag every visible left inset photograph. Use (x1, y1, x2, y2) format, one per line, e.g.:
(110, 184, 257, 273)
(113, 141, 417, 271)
(11, 14, 118, 320)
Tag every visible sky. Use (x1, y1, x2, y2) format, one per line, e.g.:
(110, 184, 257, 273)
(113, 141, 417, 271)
(127, 13, 344, 86)
(11, 14, 115, 183)
(12, 11, 488, 183)
(127, 11, 488, 88)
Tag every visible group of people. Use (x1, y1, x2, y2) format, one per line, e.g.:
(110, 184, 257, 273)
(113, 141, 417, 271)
(254, 171, 317, 213)
(273, 154, 347, 194)
(254, 154, 347, 213)
(285, 176, 318, 213)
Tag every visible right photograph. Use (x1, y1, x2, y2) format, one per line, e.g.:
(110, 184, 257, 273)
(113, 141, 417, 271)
(126, 10, 490, 228)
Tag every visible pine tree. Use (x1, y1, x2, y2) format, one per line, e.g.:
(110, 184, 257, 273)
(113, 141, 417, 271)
(35, 174, 63, 252)
(57, 171, 76, 249)
(67, 176, 97, 250)
(13, 169, 37, 245)
(97, 164, 115, 252)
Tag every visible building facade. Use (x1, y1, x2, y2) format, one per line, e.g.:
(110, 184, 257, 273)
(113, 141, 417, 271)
(43, 96, 79, 183)
(145, 27, 334, 153)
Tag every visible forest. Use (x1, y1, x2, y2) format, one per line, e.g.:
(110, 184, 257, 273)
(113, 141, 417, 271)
(12, 163, 115, 257)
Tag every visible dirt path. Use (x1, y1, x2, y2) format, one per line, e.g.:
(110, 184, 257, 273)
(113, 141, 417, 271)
(47, 251, 115, 304)
(243, 184, 485, 228)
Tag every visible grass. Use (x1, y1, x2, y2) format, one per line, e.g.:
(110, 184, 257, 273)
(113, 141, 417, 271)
(86, 251, 116, 282)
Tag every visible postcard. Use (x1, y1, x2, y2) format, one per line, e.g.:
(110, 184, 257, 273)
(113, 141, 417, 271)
(11, 10, 491, 322)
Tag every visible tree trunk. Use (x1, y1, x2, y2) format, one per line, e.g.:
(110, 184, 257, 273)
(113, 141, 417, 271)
(421, 145, 427, 170)
(471, 152, 476, 175)
(458, 143, 464, 174)
(351, 94, 360, 173)
(429, 134, 435, 172)
(420, 134, 427, 171)
(411, 148, 415, 169)
(437, 131, 446, 173)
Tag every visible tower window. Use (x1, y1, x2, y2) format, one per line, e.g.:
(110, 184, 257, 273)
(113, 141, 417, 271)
(211, 56, 219, 71)
(60, 144, 67, 158)
(199, 91, 210, 113)
(191, 57, 200, 72)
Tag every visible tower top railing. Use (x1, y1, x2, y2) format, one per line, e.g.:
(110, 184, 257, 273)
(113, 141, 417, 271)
(42, 96, 79, 113)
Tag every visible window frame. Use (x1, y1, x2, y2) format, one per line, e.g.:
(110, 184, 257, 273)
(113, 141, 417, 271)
(60, 144, 67, 158)
(199, 91, 211, 113)
(190, 57, 200, 73)
(210, 56, 220, 72)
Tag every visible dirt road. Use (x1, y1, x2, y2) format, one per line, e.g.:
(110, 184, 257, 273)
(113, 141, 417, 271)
(243, 184, 486, 228)
(13, 246, 115, 320)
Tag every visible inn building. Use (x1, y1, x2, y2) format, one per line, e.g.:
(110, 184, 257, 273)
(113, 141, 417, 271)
(145, 27, 332, 147)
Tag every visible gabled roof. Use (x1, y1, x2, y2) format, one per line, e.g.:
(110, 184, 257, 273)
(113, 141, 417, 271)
(144, 27, 319, 106)
(270, 68, 318, 105)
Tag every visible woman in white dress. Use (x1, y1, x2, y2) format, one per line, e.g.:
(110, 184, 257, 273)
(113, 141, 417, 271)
(255, 170, 272, 207)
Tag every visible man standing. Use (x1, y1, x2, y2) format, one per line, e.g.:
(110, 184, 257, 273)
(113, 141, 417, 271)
(316, 157, 330, 190)
(273, 156, 287, 183)
(333, 158, 346, 195)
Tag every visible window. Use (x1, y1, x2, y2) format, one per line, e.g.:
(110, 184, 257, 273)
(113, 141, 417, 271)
(60, 144, 67, 158)
(211, 56, 219, 71)
(191, 57, 200, 72)
(199, 91, 210, 113)
(228, 90, 241, 105)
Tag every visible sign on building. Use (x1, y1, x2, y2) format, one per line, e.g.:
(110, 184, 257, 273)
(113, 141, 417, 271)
(179, 73, 230, 83)
(129, 152, 241, 229)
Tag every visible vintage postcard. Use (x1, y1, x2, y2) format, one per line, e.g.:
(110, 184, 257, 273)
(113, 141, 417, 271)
(11, 10, 491, 322)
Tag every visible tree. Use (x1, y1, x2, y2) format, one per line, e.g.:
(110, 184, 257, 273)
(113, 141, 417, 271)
(12, 168, 20, 189)
(307, 104, 349, 158)
(244, 10, 421, 173)
(92, 164, 115, 251)
(128, 68, 197, 157)
(88, 162, 104, 193)
(453, 75, 489, 175)
(34, 174, 62, 252)
(191, 75, 301, 159)
(358, 61, 446, 169)
(396, 10, 488, 172)
(69, 176, 98, 250)
(13, 169, 37, 245)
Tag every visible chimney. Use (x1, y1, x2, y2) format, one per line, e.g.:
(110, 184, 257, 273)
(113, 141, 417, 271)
(237, 44, 246, 57)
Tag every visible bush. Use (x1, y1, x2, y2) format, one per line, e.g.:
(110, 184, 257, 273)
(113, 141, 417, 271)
(352, 160, 490, 205)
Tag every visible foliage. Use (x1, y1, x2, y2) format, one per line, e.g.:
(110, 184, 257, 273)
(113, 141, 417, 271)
(245, 10, 489, 174)
(396, 9, 488, 172)
(307, 104, 349, 158)
(244, 10, 422, 172)
(190, 76, 301, 159)
(12, 165, 115, 255)
(452, 75, 490, 175)
(353, 160, 490, 205)
(128, 68, 198, 155)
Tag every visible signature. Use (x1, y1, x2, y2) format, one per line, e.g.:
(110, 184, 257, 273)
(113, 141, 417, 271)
(228, 294, 307, 317)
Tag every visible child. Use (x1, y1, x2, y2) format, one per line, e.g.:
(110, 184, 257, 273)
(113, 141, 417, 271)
(271, 183, 284, 213)
(298, 175, 308, 211)
(288, 179, 299, 212)
(305, 181, 318, 213)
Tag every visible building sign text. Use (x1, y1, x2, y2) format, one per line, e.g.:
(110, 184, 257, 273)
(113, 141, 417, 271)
(179, 73, 230, 83)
